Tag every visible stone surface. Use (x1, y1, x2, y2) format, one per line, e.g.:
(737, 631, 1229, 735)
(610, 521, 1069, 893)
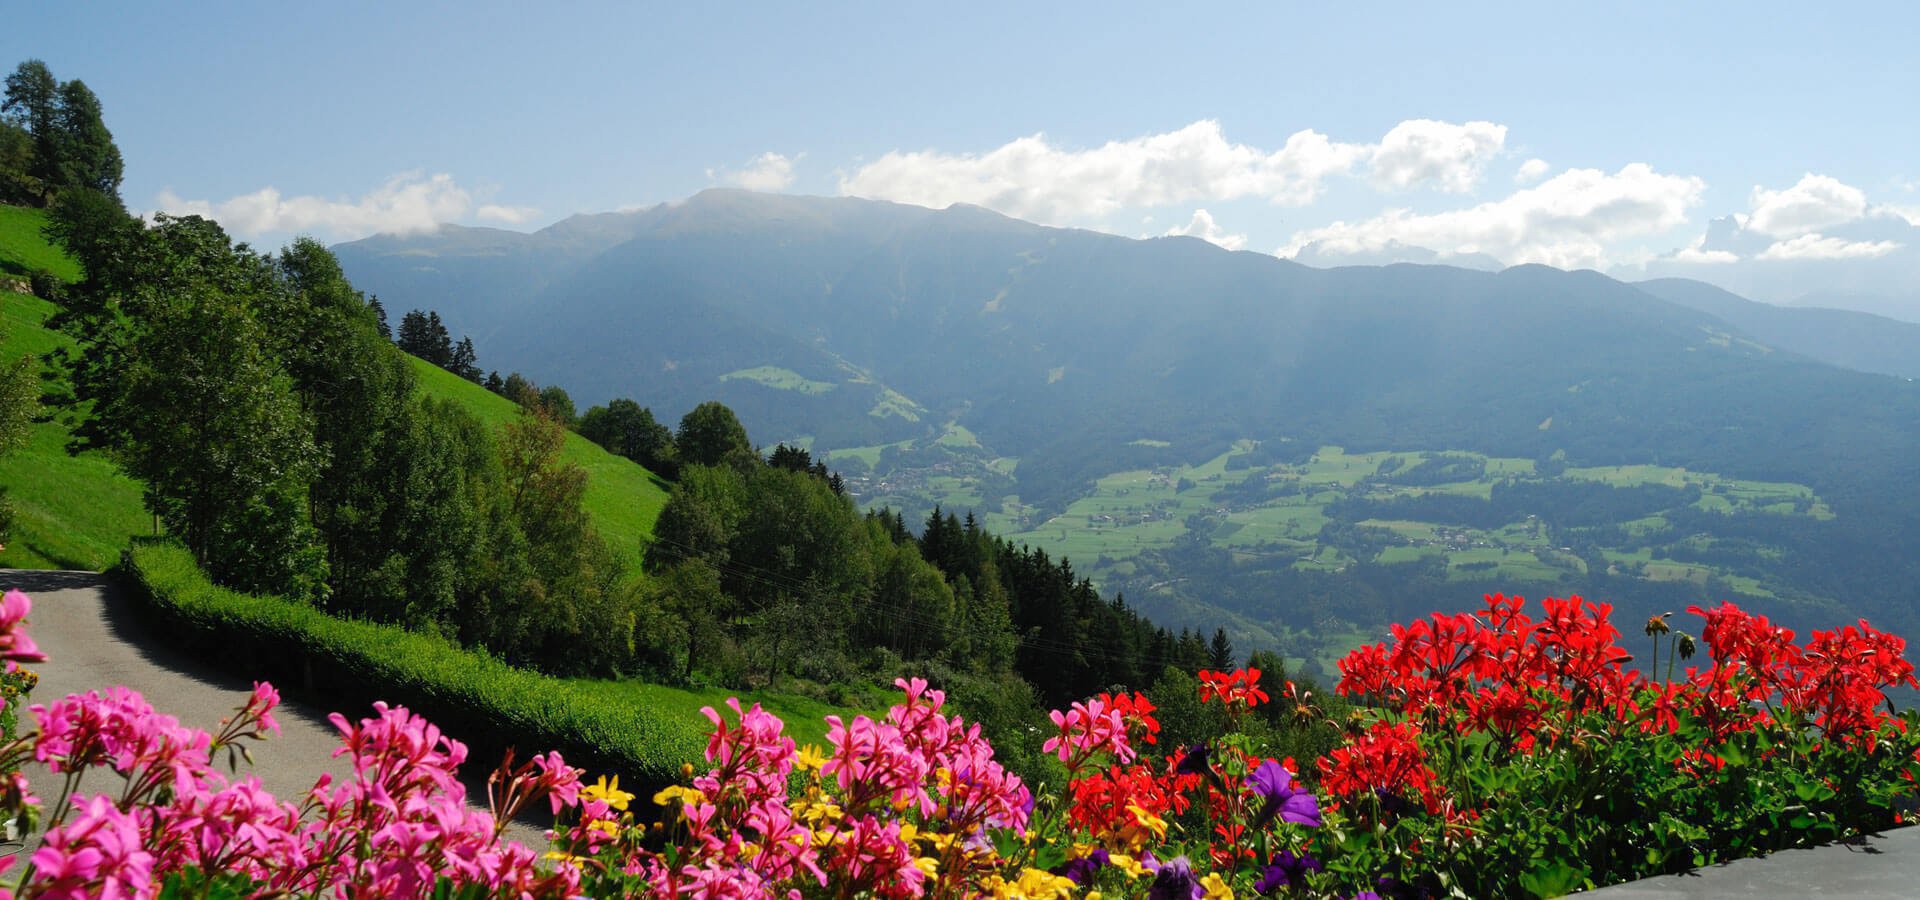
(0, 569, 545, 849)
(1585, 826, 1920, 898)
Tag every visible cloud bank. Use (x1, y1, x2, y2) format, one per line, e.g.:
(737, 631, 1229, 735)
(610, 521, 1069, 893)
(837, 118, 1508, 224)
(1280, 164, 1706, 270)
(152, 172, 488, 242)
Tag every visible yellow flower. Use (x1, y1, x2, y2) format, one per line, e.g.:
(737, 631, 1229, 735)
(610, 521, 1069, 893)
(985, 867, 1078, 899)
(581, 774, 635, 812)
(1014, 868, 1077, 897)
(652, 784, 705, 807)
(914, 856, 940, 879)
(796, 744, 829, 772)
(1201, 872, 1234, 899)
(586, 819, 619, 838)
(1108, 853, 1150, 879)
(1126, 803, 1167, 839)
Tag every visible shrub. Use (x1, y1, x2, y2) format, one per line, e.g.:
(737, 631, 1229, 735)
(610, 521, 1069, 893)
(118, 540, 704, 787)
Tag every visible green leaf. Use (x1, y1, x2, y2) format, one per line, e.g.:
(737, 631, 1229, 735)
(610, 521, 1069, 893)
(1518, 862, 1588, 898)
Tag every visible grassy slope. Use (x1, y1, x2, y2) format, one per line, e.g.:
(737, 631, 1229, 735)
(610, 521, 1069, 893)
(0, 287, 150, 569)
(0, 205, 80, 281)
(0, 204, 668, 570)
(409, 360, 669, 566)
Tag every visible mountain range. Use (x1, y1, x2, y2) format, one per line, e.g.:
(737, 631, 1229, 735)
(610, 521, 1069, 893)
(334, 190, 1920, 660)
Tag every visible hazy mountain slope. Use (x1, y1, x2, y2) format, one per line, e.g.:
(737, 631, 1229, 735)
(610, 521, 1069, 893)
(334, 190, 1920, 642)
(1637, 277, 1920, 378)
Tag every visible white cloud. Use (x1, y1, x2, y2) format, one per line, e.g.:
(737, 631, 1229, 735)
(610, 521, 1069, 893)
(1880, 204, 1920, 226)
(152, 172, 475, 242)
(711, 152, 797, 192)
(1756, 233, 1901, 261)
(1368, 119, 1506, 192)
(1747, 173, 1868, 238)
(1162, 208, 1246, 251)
(838, 120, 1372, 223)
(476, 204, 541, 224)
(1668, 234, 1739, 264)
(1515, 158, 1550, 184)
(1278, 163, 1705, 270)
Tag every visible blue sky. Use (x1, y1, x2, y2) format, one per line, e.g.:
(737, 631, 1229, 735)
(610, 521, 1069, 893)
(9, 2, 1920, 300)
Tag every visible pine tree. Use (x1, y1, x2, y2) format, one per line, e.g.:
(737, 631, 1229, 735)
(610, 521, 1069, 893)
(396, 310, 431, 357)
(1208, 627, 1236, 670)
(368, 295, 391, 340)
(424, 311, 452, 366)
(450, 336, 481, 382)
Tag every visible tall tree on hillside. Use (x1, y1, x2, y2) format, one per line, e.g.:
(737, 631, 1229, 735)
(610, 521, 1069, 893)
(676, 401, 754, 470)
(396, 309, 455, 366)
(450, 336, 481, 382)
(51, 79, 120, 196)
(536, 384, 575, 425)
(396, 310, 430, 357)
(579, 398, 676, 474)
(424, 311, 452, 366)
(368, 295, 391, 340)
(0, 120, 33, 205)
(48, 211, 324, 597)
(2, 60, 58, 201)
(2, 60, 123, 204)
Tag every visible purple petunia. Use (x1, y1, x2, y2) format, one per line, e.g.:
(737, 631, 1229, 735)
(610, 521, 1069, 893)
(1148, 855, 1202, 900)
(1254, 849, 1324, 893)
(1247, 759, 1323, 829)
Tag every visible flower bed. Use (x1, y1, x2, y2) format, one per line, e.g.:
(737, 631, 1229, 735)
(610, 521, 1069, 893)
(0, 585, 1914, 897)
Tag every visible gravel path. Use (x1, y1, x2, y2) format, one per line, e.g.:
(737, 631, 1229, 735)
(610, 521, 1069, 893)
(0, 569, 547, 849)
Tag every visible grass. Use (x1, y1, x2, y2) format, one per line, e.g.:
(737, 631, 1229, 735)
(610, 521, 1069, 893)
(719, 365, 836, 395)
(0, 289, 150, 570)
(411, 360, 668, 567)
(0, 205, 79, 281)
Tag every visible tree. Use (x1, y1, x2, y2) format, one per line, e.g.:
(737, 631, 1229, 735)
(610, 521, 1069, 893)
(0, 120, 33, 204)
(424, 311, 452, 366)
(2, 60, 57, 202)
(1208, 627, 1236, 670)
(483, 371, 504, 394)
(580, 398, 675, 473)
(396, 310, 431, 358)
(502, 372, 536, 407)
(2, 61, 123, 204)
(676, 401, 753, 469)
(536, 384, 575, 425)
(51, 79, 120, 196)
(449, 336, 481, 382)
(368, 295, 391, 340)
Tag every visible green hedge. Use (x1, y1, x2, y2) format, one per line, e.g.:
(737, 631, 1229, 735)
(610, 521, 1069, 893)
(118, 540, 705, 788)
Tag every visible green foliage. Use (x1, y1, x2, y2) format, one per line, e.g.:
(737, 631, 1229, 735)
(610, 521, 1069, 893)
(578, 397, 676, 476)
(122, 540, 865, 788)
(675, 400, 753, 469)
(405, 358, 669, 569)
(2, 60, 122, 204)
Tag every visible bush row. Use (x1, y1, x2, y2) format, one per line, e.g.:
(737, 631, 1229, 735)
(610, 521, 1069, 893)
(117, 539, 702, 790)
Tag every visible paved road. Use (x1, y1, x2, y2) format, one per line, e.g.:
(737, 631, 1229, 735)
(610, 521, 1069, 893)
(0, 569, 545, 848)
(1583, 826, 1920, 897)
